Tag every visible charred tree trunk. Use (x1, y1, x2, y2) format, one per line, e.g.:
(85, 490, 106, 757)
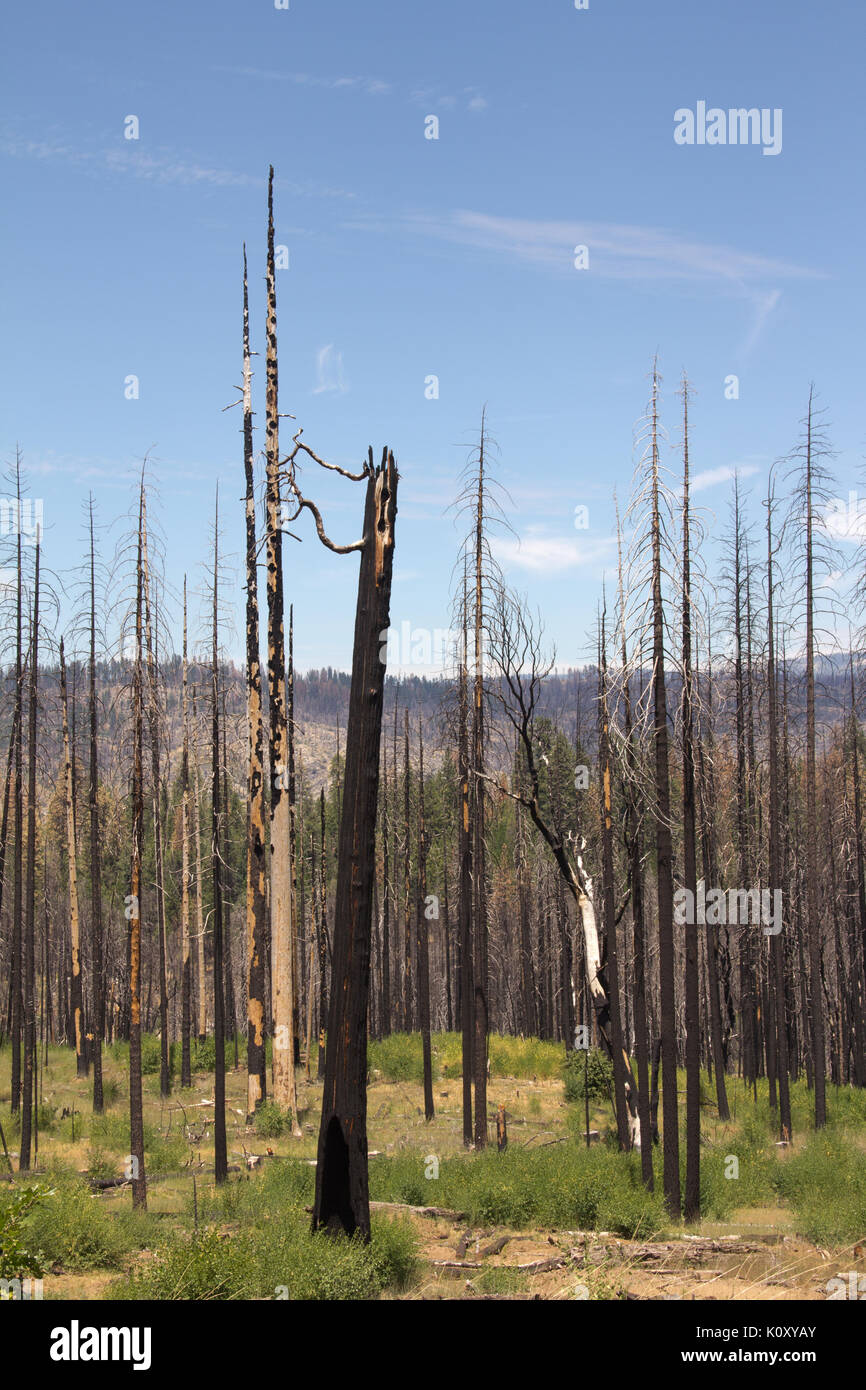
(312, 450, 397, 1240)
(88, 498, 105, 1112)
(766, 484, 792, 1139)
(60, 639, 86, 1078)
(19, 537, 40, 1171)
(649, 366, 681, 1219)
(211, 499, 228, 1183)
(141, 493, 170, 1098)
(680, 382, 701, 1220)
(128, 489, 147, 1208)
(264, 168, 299, 1129)
(458, 582, 474, 1146)
(180, 580, 193, 1090)
(241, 246, 268, 1117)
(416, 722, 434, 1120)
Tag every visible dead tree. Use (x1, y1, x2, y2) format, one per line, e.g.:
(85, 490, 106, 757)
(622, 360, 681, 1210)
(295, 446, 398, 1240)
(127, 483, 147, 1208)
(191, 685, 207, 1043)
(484, 584, 640, 1144)
(210, 493, 228, 1182)
(60, 638, 86, 1077)
(264, 168, 300, 1129)
(180, 578, 193, 1089)
(598, 603, 631, 1152)
(19, 534, 40, 1171)
(765, 474, 792, 1139)
(87, 496, 105, 1111)
(10, 453, 25, 1113)
(785, 386, 838, 1127)
(680, 379, 701, 1220)
(231, 245, 268, 1116)
(141, 491, 170, 1098)
(416, 721, 434, 1121)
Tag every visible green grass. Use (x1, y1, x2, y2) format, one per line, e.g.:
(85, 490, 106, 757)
(367, 1032, 565, 1084)
(369, 1142, 668, 1238)
(111, 1212, 417, 1301)
(20, 1174, 156, 1272)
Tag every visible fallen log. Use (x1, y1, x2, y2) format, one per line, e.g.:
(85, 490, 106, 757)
(370, 1200, 468, 1221)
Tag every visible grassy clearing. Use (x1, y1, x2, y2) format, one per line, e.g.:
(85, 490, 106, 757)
(1, 1036, 864, 1300)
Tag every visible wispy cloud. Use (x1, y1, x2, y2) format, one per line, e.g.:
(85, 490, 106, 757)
(494, 529, 617, 574)
(391, 211, 825, 287)
(213, 66, 392, 96)
(740, 288, 783, 356)
(313, 344, 348, 395)
(0, 125, 356, 199)
(690, 462, 761, 494)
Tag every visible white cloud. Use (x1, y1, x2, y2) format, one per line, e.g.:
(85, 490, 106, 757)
(0, 126, 357, 200)
(393, 210, 825, 287)
(313, 344, 348, 395)
(494, 530, 617, 574)
(213, 67, 392, 96)
(690, 463, 761, 494)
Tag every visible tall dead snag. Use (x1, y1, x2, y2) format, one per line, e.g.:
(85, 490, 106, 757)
(127, 484, 147, 1208)
(303, 447, 398, 1240)
(785, 387, 837, 1127)
(598, 604, 630, 1151)
(141, 491, 170, 1098)
(210, 494, 228, 1182)
(679, 379, 701, 1221)
(10, 453, 25, 1113)
(191, 686, 207, 1042)
(380, 755, 391, 1036)
(471, 416, 489, 1150)
(450, 416, 510, 1148)
(694, 623, 731, 1120)
(317, 788, 328, 1079)
(19, 534, 40, 1171)
(236, 244, 267, 1117)
(485, 585, 640, 1143)
(180, 578, 192, 1089)
(88, 497, 105, 1111)
(416, 721, 434, 1121)
(264, 168, 299, 1130)
(648, 366, 681, 1218)
(60, 638, 86, 1078)
(402, 708, 413, 1032)
(623, 361, 680, 1213)
(458, 567, 474, 1145)
(728, 478, 756, 1088)
(766, 476, 792, 1139)
(847, 650, 866, 1089)
(616, 500, 654, 1184)
(288, 605, 299, 1065)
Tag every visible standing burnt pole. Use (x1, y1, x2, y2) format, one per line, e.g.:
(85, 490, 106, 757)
(287, 444, 397, 1240)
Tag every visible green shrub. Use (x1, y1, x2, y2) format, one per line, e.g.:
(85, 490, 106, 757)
(115, 1212, 417, 1302)
(0, 1184, 53, 1279)
(24, 1178, 150, 1272)
(253, 1102, 286, 1139)
(563, 1049, 613, 1104)
(368, 1143, 666, 1238)
(774, 1133, 866, 1246)
(85, 1148, 117, 1183)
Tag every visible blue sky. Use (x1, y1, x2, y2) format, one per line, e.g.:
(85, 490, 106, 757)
(2, 0, 865, 671)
